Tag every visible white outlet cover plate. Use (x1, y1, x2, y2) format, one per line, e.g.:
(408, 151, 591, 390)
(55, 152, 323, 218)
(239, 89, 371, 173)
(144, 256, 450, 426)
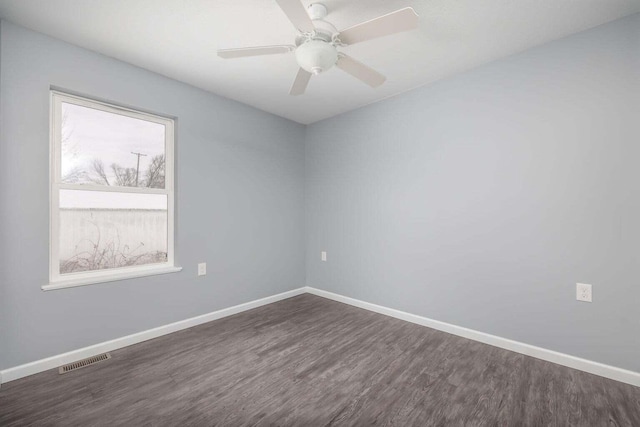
(321, 251, 327, 262)
(576, 283, 592, 302)
(198, 263, 207, 276)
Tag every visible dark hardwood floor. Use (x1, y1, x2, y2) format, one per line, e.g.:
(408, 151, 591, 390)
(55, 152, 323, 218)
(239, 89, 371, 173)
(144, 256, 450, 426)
(1, 293, 639, 426)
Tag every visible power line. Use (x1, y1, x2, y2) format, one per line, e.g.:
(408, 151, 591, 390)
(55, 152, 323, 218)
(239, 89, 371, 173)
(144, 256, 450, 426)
(131, 151, 147, 186)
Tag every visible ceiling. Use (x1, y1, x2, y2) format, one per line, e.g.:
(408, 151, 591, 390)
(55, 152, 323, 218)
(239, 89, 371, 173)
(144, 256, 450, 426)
(0, 1, 638, 124)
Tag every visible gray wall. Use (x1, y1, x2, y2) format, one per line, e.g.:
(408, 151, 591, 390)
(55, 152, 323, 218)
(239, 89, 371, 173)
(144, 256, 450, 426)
(0, 21, 305, 370)
(2, 13, 638, 374)
(305, 14, 640, 372)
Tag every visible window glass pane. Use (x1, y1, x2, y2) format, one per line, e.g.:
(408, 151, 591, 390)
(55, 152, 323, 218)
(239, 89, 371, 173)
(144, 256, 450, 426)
(59, 190, 168, 274)
(60, 102, 166, 188)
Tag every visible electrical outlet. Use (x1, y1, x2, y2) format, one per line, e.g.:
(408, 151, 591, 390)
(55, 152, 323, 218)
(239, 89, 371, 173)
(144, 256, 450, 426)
(198, 263, 207, 276)
(321, 251, 327, 262)
(576, 283, 592, 302)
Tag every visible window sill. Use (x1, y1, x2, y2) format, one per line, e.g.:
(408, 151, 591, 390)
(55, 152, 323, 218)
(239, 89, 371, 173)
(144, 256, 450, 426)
(43, 266, 183, 291)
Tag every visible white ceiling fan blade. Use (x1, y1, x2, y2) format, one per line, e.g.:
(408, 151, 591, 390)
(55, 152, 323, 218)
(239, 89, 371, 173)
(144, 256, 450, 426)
(336, 55, 386, 88)
(338, 7, 419, 45)
(217, 45, 295, 59)
(289, 68, 312, 96)
(275, 0, 315, 33)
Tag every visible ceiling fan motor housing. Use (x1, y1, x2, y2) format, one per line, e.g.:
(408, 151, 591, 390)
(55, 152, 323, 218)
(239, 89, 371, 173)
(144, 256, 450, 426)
(295, 40, 338, 75)
(307, 3, 328, 20)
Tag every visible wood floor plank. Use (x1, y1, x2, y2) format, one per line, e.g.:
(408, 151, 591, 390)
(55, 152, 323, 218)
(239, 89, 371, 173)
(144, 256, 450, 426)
(0, 294, 638, 426)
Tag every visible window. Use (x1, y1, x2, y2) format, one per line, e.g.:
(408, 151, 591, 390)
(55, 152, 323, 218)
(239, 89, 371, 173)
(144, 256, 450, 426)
(47, 91, 179, 290)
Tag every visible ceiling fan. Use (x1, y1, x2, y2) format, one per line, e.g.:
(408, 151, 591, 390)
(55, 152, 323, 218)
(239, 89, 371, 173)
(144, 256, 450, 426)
(217, 1, 419, 96)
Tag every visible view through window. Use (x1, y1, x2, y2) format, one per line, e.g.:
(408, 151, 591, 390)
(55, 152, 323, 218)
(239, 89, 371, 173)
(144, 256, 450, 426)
(50, 92, 175, 284)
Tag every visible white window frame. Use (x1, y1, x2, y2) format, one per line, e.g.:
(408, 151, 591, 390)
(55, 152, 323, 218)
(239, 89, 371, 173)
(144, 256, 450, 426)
(45, 91, 180, 291)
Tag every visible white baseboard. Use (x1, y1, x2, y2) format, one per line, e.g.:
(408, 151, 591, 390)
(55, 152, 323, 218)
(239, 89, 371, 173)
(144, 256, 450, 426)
(304, 286, 640, 388)
(0, 287, 306, 385)
(3, 286, 638, 389)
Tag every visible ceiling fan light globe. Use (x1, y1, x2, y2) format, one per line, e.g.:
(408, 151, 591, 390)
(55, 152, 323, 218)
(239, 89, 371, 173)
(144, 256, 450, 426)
(295, 40, 338, 75)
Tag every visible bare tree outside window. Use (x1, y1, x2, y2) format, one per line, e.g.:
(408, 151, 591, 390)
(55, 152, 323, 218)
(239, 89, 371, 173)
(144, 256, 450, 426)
(61, 111, 89, 184)
(145, 154, 166, 188)
(90, 159, 110, 185)
(87, 156, 166, 188)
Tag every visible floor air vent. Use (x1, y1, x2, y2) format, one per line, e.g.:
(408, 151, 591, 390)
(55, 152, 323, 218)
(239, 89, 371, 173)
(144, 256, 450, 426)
(59, 353, 111, 374)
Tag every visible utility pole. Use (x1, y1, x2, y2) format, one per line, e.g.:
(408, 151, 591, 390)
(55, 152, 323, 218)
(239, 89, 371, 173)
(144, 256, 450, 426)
(131, 151, 147, 186)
